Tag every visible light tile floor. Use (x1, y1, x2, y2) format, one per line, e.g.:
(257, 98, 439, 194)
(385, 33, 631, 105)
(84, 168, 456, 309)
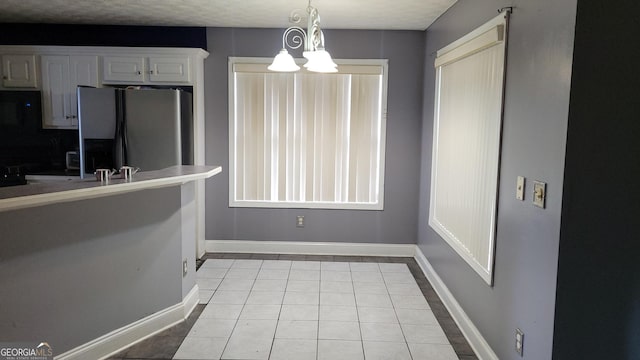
(108, 254, 477, 360)
(174, 259, 458, 360)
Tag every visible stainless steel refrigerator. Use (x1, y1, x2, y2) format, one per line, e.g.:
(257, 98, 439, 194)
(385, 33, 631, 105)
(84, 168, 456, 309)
(77, 87, 193, 178)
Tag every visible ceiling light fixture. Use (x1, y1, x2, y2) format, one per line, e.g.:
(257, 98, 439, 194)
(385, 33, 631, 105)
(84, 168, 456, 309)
(268, 0, 337, 73)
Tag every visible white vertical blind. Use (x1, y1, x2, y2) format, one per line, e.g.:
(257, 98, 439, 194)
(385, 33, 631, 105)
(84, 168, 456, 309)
(429, 12, 509, 285)
(230, 59, 387, 210)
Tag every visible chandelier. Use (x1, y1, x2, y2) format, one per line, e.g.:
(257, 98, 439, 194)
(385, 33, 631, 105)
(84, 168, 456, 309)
(268, 1, 338, 73)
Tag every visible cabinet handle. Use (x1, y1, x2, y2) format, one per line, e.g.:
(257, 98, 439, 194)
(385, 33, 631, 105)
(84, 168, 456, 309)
(2, 76, 7, 80)
(137, 71, 142, 75)
(150, 70, 154, 74)
(65, 115, 71, 119)
(72, 115, 77, 119)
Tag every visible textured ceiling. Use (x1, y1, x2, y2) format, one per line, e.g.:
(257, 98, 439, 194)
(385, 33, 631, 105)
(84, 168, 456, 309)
(0, 0, 457, 31)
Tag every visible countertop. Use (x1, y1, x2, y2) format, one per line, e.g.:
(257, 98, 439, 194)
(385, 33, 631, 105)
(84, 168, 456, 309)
(0, 165, 221, 212)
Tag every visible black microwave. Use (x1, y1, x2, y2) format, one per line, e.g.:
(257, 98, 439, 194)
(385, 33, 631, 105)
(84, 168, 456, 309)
(0, 90, 42, 133)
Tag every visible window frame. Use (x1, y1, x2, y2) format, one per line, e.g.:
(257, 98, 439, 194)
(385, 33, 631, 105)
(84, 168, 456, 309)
(429, 11, 510, 285)
(228, 57, 389, 210)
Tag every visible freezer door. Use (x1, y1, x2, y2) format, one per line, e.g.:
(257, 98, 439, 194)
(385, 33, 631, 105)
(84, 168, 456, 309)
(77, 87, 117, 178)
(77, 87, 116, 139)
(123, 89, 182, 171)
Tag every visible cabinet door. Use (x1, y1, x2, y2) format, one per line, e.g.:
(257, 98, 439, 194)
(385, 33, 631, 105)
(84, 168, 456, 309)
(2, 54, 38, 88)
(41, 55, 72, 128)
(68, 55, 99, 126)
(103, 56, 145, 84)
(148, 56, 190, 83)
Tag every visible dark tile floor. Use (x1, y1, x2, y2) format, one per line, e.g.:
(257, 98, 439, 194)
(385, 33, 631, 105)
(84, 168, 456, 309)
(108, 253, 478, 360)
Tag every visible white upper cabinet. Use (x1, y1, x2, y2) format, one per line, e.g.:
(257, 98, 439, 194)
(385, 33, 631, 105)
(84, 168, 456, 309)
(2, 54, 38, 88)
(102, 56, 146, 84)
(41, 56, 70, 128)
(148, 56, 190, 83)
(69, 55, 99, 125)
(41, 55, 98, 129)
(103, 55, 190, 84)
(1, 45, 207, 133)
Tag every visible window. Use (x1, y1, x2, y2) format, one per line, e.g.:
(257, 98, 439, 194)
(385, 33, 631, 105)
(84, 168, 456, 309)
(429, 11, 509, 285)
(229, 58, 388, 210)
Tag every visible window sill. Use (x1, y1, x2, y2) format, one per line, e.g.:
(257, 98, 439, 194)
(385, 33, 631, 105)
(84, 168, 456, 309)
(230, 200, 383, 211)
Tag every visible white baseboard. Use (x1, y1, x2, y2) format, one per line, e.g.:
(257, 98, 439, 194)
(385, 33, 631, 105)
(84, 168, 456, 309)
(413, 247, 498, 360)
(205, 239, 416, 257)
(182, 284, 200, 319)
(55, 285, 200, 360)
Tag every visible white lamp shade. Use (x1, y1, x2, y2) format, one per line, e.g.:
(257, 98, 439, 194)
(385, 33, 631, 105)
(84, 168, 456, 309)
(268, 49, 301, 72)
(302, 49, 338, 73)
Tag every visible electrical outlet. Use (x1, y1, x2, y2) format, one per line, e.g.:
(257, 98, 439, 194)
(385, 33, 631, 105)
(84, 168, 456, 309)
(515, 328, 524, 357)
(182, 259, 188, 277)
(296, 215, 305, 227)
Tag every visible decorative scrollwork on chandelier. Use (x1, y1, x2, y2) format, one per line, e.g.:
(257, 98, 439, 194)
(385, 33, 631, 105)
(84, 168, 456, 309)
(283, 26, 305, 50)
(268, 1, 338, 73)
(306, 6, 325, 52)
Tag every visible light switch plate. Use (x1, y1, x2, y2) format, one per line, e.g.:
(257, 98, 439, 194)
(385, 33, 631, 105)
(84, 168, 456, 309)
(532, 181, 546, 208)
(516, 176, 525, 201)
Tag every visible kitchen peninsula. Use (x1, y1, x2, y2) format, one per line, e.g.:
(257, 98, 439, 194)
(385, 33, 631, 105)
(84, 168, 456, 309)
(0, 165, 221, 212)
(0, 165, 221, 359)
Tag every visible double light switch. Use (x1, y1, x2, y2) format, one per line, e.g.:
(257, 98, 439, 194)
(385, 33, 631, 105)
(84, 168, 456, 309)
(532, 181, 546, 208)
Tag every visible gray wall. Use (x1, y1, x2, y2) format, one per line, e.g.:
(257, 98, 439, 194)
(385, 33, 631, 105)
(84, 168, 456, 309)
(417, 1, 577, 359)
(204, 28, 424, 244)
(181, 182, 197, 297)
(0, 188, 184, 354)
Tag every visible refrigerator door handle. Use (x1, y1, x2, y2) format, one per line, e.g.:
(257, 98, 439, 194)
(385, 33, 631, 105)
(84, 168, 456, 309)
(114, 89, 128, 170)
(121, 92, 128, 166)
